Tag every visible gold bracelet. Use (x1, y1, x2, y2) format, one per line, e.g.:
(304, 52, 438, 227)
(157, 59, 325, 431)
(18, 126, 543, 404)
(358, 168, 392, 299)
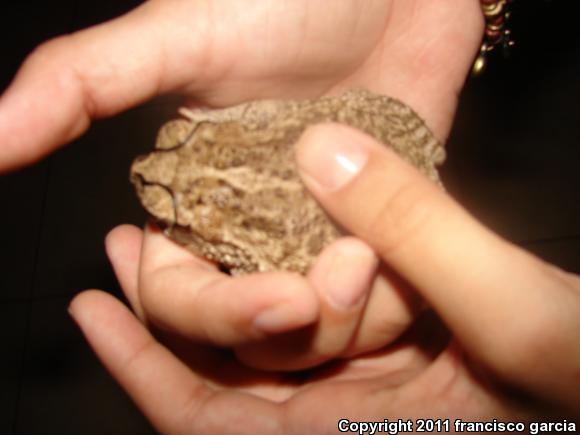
(473, 0, 515, 75)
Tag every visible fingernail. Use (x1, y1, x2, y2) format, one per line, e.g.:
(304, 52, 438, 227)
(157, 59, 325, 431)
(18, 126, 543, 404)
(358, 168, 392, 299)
(253, 303, 306, 334)
(324, 241, 377, 309)
(296, 125, 368, 191)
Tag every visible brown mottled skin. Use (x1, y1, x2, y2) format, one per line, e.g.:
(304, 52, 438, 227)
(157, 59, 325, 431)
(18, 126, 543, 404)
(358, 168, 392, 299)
(130, 89, 444, 275)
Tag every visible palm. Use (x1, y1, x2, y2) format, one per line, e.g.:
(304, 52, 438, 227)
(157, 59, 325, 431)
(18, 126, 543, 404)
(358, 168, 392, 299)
(78, 291, 505, 433)
(165, 312, 453, 404)
(158, 0, 482, 137)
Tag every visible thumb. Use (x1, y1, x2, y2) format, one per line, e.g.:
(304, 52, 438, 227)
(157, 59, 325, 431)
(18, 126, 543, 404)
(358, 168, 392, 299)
(0, 1, 215, 172)
(295, 123, 580, 404)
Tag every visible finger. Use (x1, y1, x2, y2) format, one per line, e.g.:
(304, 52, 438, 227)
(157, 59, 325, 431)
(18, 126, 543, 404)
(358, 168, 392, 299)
(105, 224, 145, 319)
(236, 239, 423, 371)
(69, 290, 282, 434)
(138, 225, 320, 346)
(306, 238, 377, 358)
(343, 265, 424, 357)
(295, 124, 580, 394)
(235, 237, 378, 370)
(0, 1, 214, 171)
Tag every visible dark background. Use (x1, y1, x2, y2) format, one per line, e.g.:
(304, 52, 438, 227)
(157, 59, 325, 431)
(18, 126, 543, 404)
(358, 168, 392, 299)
(1, 1, 578, 433)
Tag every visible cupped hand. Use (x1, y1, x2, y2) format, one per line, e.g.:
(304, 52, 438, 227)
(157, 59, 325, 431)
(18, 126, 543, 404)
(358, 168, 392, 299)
(70, 124, 580, 434)
(104, 221, 424, 370)
(0, 0, 486, 370)
(0, 0, 482, 171)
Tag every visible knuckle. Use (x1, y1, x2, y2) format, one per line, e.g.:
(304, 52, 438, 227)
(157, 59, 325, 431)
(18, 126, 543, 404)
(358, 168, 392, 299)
(27, 35, 72, 67)
(24, 35, 93, 117)
(366, 180, 439, 258)
(119, 337, 157, 374)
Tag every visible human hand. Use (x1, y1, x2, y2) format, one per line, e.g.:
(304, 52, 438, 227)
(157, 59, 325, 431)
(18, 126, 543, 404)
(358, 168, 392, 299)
(3, 0, 483, 370)
(0, 0, 482, 171)
(100, 220, 426, 371)
(2, 0, 484, 370)
(69, 124, 580, 433)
